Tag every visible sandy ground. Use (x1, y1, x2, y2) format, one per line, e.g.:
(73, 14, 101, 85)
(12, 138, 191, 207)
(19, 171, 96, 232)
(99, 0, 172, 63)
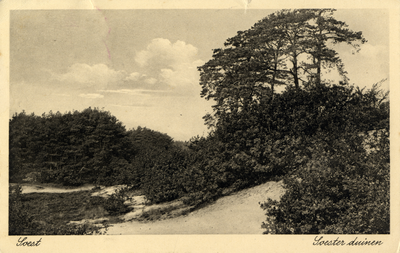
(13, 181, 285, 234)
(17, 184, 95, 194)
(105, 180, 285, 235)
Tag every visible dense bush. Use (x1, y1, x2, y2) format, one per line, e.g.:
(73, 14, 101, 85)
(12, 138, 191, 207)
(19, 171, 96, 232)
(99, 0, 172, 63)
(127, 126, 176, 188)
(260, 127, 389, 234)
(9, 185, 35, 235)
(140, 132, 268, 205)
(137, 135, 230, 205)
(102, 187, 133, 215)
(140, 148, 192, 203)
(258, 83, 389, 234)
(9, 108, 135, 186)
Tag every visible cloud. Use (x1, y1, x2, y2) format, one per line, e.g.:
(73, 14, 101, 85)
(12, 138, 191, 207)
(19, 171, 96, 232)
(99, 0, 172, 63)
(50, 38, 205, 92)
(110, 103, 152, 108)
(135, 38, 199, 68)
(125, 72, 141, 81)
(135, 38, 204, 87)
(99, 89, 137, 94)
(51, 63, 163, 90)
(358, 43, 387, 59)
(144, 78, 157, 85)
(160, 59, 204, 87)
(99, 89, 169, 96)
(338, 42, 387, 63)
(52, 63, 127, 87)
(79, 93, 104, 99)
(336, 42, 389, 88)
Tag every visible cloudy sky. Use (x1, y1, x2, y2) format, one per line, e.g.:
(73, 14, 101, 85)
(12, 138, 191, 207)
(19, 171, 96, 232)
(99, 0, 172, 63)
(10, 9, 389, 141)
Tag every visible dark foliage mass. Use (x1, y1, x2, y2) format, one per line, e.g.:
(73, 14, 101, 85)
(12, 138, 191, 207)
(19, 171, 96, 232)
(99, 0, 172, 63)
(260, 126, 389, 234)
(127, 126, 175, 188)
(133, 83, 389, 217)
(9, 9, 390, 235)
(9, 107, 134, 186)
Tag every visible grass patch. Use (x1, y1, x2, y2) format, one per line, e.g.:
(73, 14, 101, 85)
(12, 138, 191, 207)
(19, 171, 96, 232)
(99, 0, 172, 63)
(13, 189, 132, 235)
(22, 191, 108, 223)
(138, 205, 180, 221)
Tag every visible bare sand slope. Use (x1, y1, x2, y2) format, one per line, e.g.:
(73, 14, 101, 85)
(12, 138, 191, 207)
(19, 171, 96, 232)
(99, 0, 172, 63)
(106, 180, 285, 235)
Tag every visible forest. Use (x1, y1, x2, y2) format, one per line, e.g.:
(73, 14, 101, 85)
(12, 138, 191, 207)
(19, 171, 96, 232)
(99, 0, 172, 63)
(9, 9, 389, 235)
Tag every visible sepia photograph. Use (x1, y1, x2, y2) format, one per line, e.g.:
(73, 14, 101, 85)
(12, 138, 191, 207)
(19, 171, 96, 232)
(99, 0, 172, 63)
(1, 1, 399, 252)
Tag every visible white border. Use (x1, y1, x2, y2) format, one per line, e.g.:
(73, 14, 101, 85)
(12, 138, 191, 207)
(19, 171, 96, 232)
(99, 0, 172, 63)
(1, 1, 399, 253)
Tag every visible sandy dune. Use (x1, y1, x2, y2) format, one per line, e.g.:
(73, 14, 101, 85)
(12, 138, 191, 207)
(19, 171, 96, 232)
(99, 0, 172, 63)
(105, 180, 285, 235)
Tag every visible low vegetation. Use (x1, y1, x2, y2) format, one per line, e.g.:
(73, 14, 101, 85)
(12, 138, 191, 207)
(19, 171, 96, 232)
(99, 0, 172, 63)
(9, 184, 132, 235)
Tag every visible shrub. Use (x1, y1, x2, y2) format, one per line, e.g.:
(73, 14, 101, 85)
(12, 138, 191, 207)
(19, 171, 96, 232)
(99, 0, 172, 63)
(9, 185, 35, 235)
(102, 187, 132, 215)
(260, 130, 389, 234)
(141, 148, 190, 203)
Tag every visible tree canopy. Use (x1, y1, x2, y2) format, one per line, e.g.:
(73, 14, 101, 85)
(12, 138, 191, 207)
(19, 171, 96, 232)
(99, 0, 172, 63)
(198, 9, 366, 128)
(9, 108, 134, 185)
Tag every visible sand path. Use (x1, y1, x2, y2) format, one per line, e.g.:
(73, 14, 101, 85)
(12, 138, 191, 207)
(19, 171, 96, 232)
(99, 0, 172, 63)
(15, 184, 95, 194)
(106, 180, 285, 235)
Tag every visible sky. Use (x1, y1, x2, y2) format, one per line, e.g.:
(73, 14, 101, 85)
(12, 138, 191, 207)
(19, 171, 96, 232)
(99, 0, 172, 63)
(10, 9, 389, 141)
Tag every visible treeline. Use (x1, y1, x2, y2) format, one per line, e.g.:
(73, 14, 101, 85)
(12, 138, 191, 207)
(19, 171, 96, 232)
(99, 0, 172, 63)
(9, 107, 178, 186)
